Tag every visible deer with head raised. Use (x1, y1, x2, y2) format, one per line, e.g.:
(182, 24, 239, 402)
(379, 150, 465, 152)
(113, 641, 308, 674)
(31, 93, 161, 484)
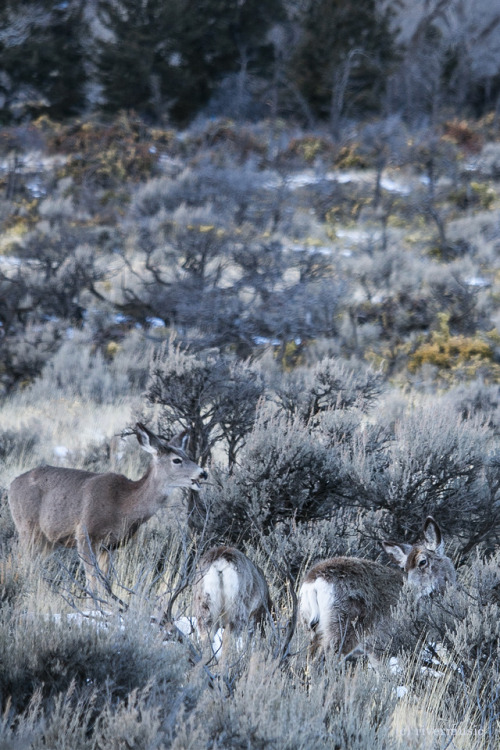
(299, 516, 456, 658)
(192, 546, 273, 660)
(8, 423, 208, 596)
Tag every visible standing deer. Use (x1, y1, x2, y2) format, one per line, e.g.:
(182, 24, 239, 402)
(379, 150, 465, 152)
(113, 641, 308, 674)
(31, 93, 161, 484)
(8, 423, 208, 596)
(192, 546, 272, 659)
(299, 516, 456, 658)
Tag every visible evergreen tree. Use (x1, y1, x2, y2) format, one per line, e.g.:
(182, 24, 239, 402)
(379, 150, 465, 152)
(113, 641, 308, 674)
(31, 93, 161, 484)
(95, 0, 182, 119)
(170, 0, 284, 122)
(290, 0, 397, 128)
(95, 0, 284, 123)
(0, 0, 88, 122)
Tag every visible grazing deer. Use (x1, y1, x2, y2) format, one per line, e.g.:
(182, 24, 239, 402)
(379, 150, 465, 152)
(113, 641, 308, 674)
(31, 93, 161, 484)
(192, 546, 272, 659)
(8, 423, 208, 596)
(299, 516, 456, 658)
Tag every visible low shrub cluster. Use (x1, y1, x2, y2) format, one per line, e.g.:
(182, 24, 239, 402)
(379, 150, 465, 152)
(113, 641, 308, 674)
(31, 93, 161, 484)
(0, 111, 499, 747)
(1, 333, 499, 748)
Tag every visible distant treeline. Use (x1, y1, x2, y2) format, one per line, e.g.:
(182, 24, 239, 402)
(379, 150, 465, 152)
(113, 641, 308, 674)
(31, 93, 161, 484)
(1, 0, 500, 127)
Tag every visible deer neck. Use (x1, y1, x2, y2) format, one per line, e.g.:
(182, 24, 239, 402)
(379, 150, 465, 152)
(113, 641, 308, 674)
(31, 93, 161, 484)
(122, 462, 168, 522)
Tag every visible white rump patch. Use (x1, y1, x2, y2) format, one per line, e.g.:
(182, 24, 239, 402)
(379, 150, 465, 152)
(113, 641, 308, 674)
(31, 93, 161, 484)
(299, 577, 337, 633)
(202, 559, 240, 616)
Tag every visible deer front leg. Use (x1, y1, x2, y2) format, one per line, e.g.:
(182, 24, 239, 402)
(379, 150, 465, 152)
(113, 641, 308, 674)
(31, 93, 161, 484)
(76, 526, 110, 599)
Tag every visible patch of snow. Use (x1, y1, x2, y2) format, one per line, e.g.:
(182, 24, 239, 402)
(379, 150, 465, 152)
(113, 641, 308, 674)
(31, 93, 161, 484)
(146, 316, 166, 328)
(114, 313, 131, 324)
(290, 243, 332, 256)
(465, 276, 491, 288)
(389, 656, 403, 675)
(26, 180, 46, 198)
(336, 228, 381, 243)
(53, 445, 70, 459)
(253, 336, 281, 346)
(210, 628, 224, 660)
(173, 616, 197, 637)
(0, 256, 22, 267)
(263, 168, 415, 196)
(0, 151, 67, 174)
(380, 176, 411, 195)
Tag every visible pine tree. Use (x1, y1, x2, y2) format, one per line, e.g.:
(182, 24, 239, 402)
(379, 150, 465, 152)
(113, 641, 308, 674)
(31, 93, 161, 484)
(170, 0, 284, 122)
(94, 0, 182, 119)
(0, 0, 88, 122)
(290, 0, 397, 128)
(95, 0, 284, 123)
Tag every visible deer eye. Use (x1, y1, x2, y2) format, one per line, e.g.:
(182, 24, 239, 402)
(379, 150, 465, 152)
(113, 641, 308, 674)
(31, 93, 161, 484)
(418, 557, 427, 568)
(172, 457, 183, 465)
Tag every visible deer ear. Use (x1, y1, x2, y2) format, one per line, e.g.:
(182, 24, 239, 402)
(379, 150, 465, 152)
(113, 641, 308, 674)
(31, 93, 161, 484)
(135, 423, 160, 455)
(169, 429, 190, 453)
(423, 516, 444, 553)
(382, 541, 412, 569)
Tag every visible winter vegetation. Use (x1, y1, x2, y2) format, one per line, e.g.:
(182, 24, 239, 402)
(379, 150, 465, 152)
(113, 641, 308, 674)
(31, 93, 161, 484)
(1, 0, 500, 748)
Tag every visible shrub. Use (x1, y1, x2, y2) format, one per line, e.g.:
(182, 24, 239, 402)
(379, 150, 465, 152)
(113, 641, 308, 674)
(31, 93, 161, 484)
(131, 163, 265, 225)
(27, 335, 133, 404)
(199, 402, 346, 543)
(0, 427, 39, 465)
(50, 117, 158, 188)
(346, 399, 492, 550)
(0, 606, 189, 717)
(171, 650, 396, 750)
(0, 321, 64, 395)
(408, 313, 499, 382)
(276, 357, 384, 420)
(144, 342, 265, 468)
(285, 134, 336, 164)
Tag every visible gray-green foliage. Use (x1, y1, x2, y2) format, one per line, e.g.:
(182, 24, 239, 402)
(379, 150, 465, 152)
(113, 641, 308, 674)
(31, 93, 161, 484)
(132, 165, 265, 226)
(0, 427, 39, 466)
(171, 652, 396, 750)
(277, 357, 384, 419)
(27, 335, 132, 403)
(202, 403, 340, 542)
(0, 606, 188, 716)
(196, 361, 497, 559)
(345, 402, 491, 544)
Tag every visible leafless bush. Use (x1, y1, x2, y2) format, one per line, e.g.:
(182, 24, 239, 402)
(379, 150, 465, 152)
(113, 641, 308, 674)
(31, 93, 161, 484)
(144, 342, 265, 469)
(276, 357, 384, 420)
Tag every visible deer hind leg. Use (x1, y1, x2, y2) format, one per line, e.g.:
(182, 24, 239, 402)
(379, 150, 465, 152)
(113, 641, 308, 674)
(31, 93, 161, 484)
(14, 525, 55, 583)
(226, 611, 248, 656)
(194, 595, 218, 654)
(309, 630, 323, 659)
(21, 526, 53, 558)
(328, 614, 359, 657)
